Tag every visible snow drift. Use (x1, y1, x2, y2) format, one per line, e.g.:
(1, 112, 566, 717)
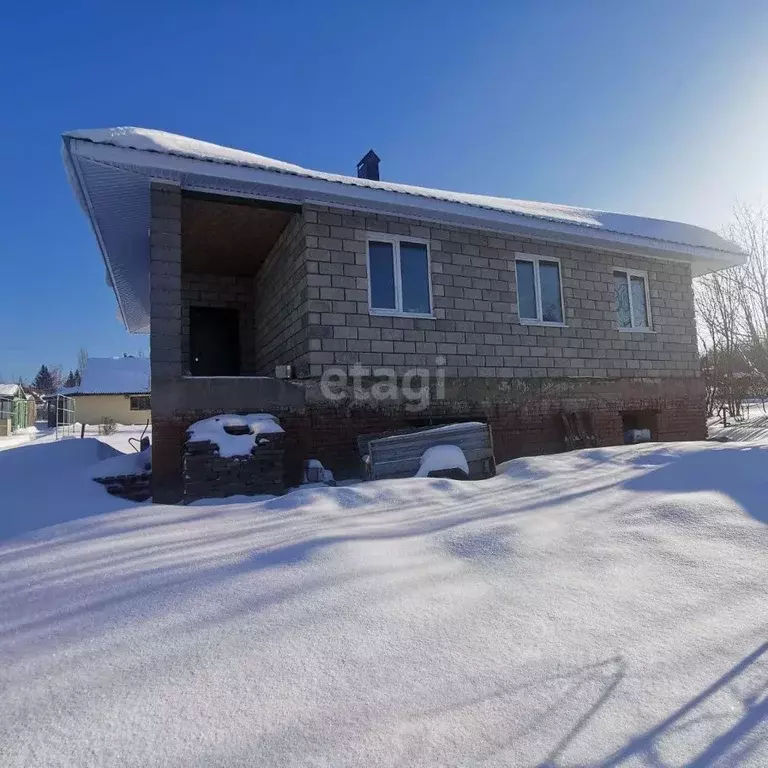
(2, 441, 768, 766)
(0, 439, 132, 539)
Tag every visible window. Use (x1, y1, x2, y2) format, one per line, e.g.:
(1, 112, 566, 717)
(129, 395, 151, 411)
(515, 256, 564, 324)
(367, 236, 432, 316)
(613, 269, 651, 330)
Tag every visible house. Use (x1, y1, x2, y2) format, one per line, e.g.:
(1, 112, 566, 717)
(62, 127, 745, 502)
(24, 387, 47, 409)
(59, 357, 150, 427)
(0, 384, 35, 436)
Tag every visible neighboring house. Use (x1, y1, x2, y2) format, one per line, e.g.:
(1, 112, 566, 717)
(0, 384, 36, 436)
(59, 357, 151, 426)
(24, 387, 47, 409)
(62, 127, 745, 502)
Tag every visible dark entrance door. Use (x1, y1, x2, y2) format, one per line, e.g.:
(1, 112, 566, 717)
(189, 306, 241, 376)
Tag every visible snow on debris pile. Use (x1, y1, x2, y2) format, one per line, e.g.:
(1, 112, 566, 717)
(416, 444, 469, 477)
(89, 448, 153, 502)
(302, 458, 335, 486)
(65, 127, 744, 256)
(186, 413, 283, 457)
(372, 421, 486, 444)
(411, 420, 484, 435)
(89, 447, 151, 480)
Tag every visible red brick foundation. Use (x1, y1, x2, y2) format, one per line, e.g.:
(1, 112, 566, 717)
(282, 377, 706, 480)
(151, 375, 706, 502)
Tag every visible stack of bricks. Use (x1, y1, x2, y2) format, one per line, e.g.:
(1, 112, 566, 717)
(183, 431, 285, 503)
(94, 472, 153, 503)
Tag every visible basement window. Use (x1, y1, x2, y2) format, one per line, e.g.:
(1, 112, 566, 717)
(367, 235, 433, 317)
(129, 395, 151, 411)
(621, 410, 657, 443)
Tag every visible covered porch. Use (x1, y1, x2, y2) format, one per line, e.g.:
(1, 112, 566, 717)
(148, 186, 313, 501)
(179, 191, 303, 379)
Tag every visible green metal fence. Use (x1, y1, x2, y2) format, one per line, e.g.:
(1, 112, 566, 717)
(13, 398, 30, 431)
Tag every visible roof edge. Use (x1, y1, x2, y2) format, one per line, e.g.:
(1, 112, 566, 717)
(65, 135, 746, 270)
(62, 137, 131, 328)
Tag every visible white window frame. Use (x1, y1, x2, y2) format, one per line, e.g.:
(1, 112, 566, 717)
(365, 233, 434, 318)
(514, 254, 567, 327)
(614, 268, 653, 331)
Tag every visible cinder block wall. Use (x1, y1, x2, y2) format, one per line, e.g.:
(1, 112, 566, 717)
(285, 203, 705, 478)
(302, 204, 699, 379)
(181, 273, 257, 374)
(150, 190, 706, 501)
(149, 182, 184, 502)
(253, 213, 311, 376)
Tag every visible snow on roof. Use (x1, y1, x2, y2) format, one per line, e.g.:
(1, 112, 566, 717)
(66, 127, 742, 253)
(62, 127, 747, 332)
(65, 127, 318, 177)
(70, 357, 150, 395)
(0, 384, 22, 398)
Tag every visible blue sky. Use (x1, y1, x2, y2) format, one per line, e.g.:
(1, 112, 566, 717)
(2, 0, 767, 381)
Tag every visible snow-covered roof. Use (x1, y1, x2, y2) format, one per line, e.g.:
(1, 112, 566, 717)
(0, 384, 22, 398)
(63, 357, 150, 395)
(62, 127, 747, 333)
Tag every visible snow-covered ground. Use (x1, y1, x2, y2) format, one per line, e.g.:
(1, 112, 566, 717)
(0, 422, 150, 454)
(0, 425, 151, 539)
(0, 424, 51, 452)
(2, 435, 768, 766)
(708, 401, 768, 444)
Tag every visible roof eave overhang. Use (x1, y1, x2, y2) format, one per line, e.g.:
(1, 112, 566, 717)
(63, 137, 132, 330)
(64, 137, 747, 333)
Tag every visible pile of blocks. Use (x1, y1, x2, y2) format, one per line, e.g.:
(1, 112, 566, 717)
(183, 426, 285, 502)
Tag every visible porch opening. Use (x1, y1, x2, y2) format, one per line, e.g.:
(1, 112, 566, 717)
(180, 191, 300, 377)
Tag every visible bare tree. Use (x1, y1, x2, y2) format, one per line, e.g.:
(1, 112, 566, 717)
(695, 203, 768, 421)
(49, 365, 64, 393)
(696, 268, 746, 420)
(78, 347, 89, 373)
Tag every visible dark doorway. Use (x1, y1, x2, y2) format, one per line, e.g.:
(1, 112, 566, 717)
(189, 306, 241, 376)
